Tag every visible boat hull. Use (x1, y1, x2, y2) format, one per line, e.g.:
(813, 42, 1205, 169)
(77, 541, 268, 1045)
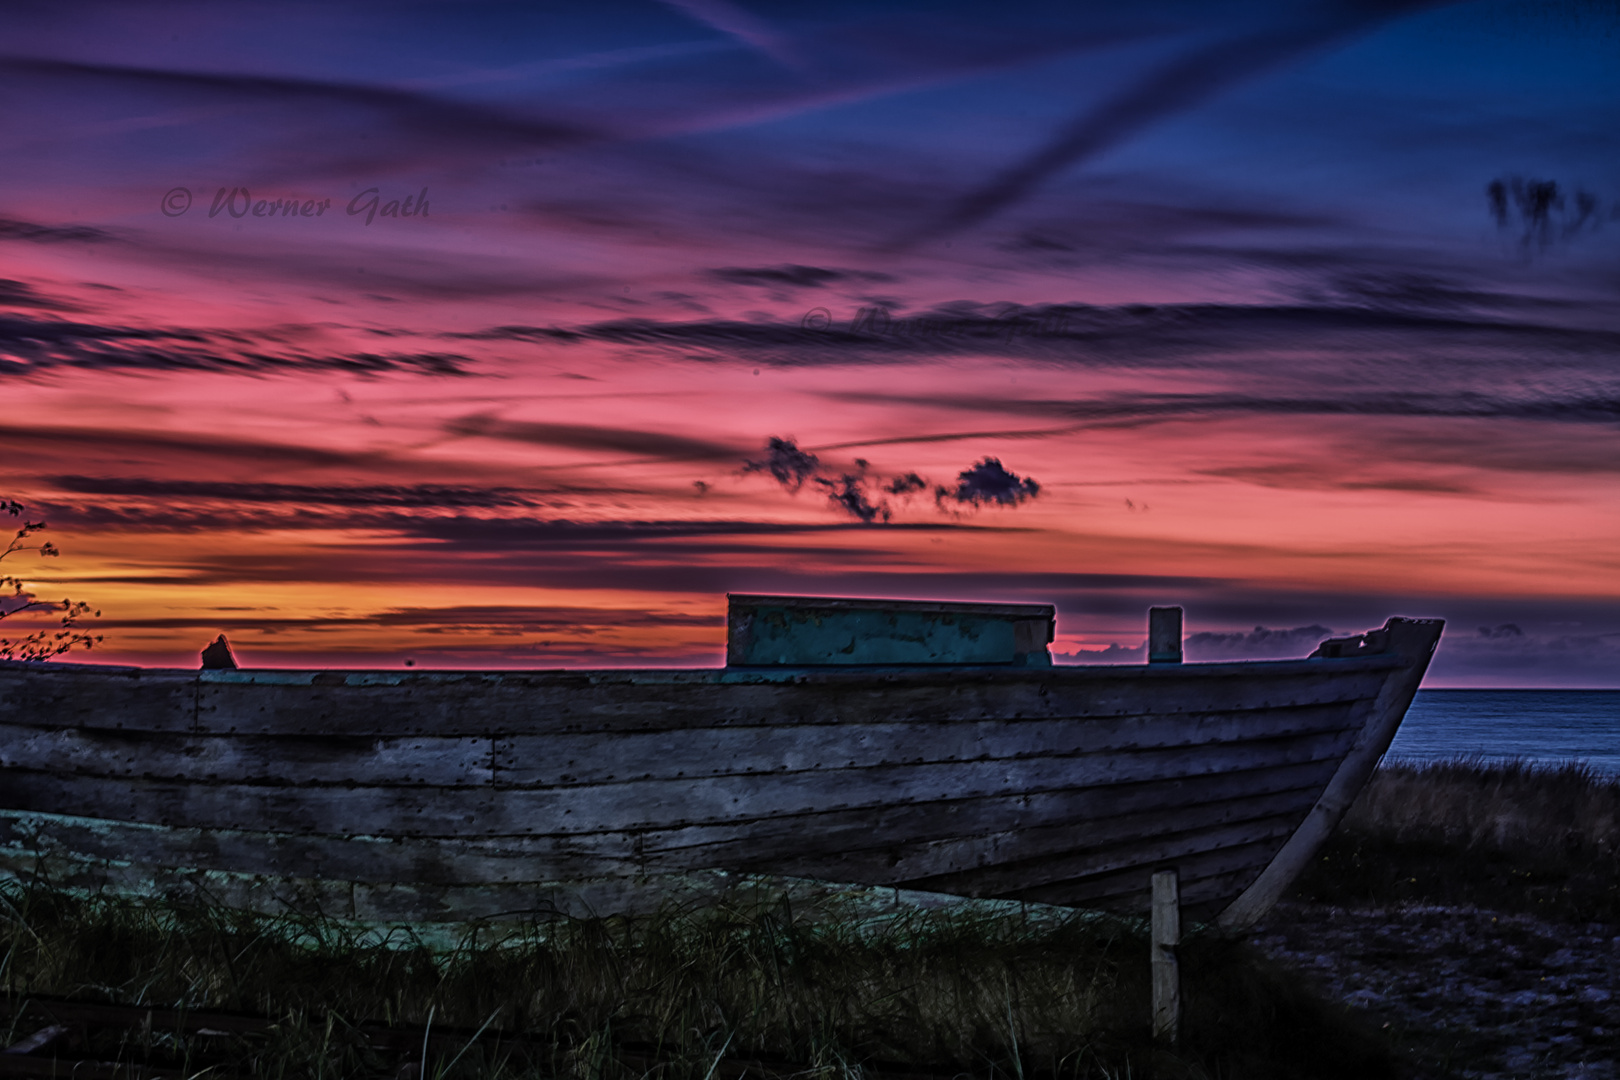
(0, 618, 1441, 925)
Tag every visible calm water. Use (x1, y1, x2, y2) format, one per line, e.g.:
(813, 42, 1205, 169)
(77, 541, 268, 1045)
(1387, 690, 1620, 774)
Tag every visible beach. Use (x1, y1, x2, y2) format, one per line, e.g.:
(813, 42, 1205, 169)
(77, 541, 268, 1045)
(1256, 901, 1616, 1080)
(1258, 760, 1619, 1079)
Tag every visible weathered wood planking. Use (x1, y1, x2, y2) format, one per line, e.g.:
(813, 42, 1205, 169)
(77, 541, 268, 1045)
(0, 726, 1346, 919)
(0, 616, 1442, 923)
(0, 773, 1322, 881)
(0, 813, 1298, 922)
(908, 815, 1304, 898)
(640, 759, 1341, 865)
(2, 657, 1397, 735)
(1021, 837, 1290, 908)
(0, 727, 1361, 837)
(0, 760, 1335, 884)
(0, 700, 1369, 786)
(0, 843, 1090, 925)
(796, 787, 1324, 886)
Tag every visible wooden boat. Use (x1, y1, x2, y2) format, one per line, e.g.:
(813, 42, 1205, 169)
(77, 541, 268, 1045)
(0, 595, 1441, 929)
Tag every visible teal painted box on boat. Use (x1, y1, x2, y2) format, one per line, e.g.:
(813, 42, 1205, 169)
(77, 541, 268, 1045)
(726, 594, 1056, 667)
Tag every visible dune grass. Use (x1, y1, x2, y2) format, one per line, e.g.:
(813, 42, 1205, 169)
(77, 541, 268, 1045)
(0, 879, 1393, 1080)
(1291, 758, 1620, 922)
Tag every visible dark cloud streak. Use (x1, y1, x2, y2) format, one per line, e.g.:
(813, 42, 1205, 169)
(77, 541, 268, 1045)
(0, 314, 477, 376)
(708, 265, 895, 289)
(0, 55, 602, 173)
(899, 0, 1436, 245)
(92, 603, 716, 634)
(0, 280, 70, 310)
(496, 298, 1620, 370)
(444, 413, 741, 461)
(821, 388, 1620, 430)
(0, 216, 114, 244)
(49, 477, 553, 510)
(0, 422, 385, 472)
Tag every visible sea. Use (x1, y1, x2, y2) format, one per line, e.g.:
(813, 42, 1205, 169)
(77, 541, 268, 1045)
(1386, 690, 1620, 775)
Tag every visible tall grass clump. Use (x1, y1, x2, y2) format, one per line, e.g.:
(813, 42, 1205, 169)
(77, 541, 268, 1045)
(0, 879, 1394, 1079)
(1292, 758, 1620, 921)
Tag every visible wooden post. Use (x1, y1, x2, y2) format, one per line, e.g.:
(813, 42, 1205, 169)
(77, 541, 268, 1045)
(1148, 607, 1182, 664)
(1151, 869, 1181, 1045)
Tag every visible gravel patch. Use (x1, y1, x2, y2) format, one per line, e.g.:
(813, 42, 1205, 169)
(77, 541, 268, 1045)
(1253, 902, 1618, 1079)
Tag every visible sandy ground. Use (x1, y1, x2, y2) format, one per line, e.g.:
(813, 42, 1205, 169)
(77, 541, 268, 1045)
(1252, 902, 1618, 1080)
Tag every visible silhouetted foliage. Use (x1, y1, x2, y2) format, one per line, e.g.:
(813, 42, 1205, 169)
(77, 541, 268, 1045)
(0, 499, 100, 661)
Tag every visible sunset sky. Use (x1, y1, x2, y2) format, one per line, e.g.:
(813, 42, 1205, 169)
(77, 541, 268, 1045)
(2, 0, 1617, 685)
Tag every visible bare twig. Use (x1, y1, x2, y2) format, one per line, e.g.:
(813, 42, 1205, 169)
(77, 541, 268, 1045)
(0, 499, 102, 661)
